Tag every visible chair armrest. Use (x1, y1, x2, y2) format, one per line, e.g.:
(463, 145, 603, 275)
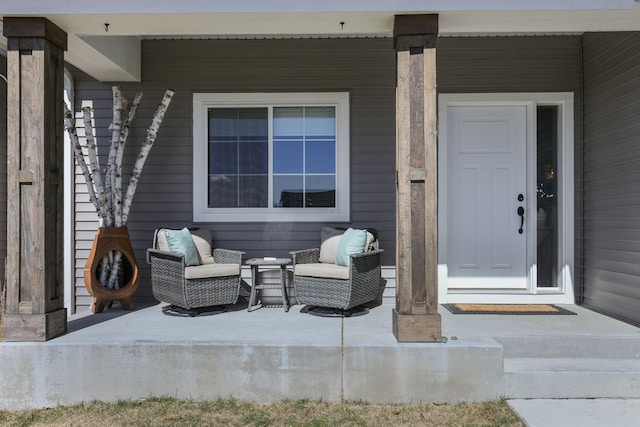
(146, 248, 185, 266)
(213, 248, 244, 264)
(290, 248, 320, 265)
(350, 249, 384, 273)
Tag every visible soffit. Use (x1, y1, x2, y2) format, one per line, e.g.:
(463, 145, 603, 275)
(3, 9, 640, 81)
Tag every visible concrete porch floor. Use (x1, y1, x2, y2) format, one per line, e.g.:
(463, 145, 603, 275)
(1, 300, 640, 410)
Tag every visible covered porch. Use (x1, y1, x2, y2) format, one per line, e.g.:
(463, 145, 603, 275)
(1, 0, 640, 390)
(1, 301, 640, 409)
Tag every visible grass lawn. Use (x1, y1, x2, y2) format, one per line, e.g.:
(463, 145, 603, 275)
(0, 397, 524, 426)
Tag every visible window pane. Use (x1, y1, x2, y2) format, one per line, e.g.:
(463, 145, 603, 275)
(274, 140, 303, 174)
(207, 107, 268, 208)
(305, 140, 335, 174)
(305, 175, 336, 207)
(239, 108, 269, 137)
(305, 107, 335, 136)
(208, 108, 237, 139)
(209, 175, 238, 208)
(209, 142, 237, 174)
(239, 141, 268, 174)
(274, 107, 303, 136)
(537, 106, 559, 288)
(274, 175, 304, 207)
(239, 176, 268, 207)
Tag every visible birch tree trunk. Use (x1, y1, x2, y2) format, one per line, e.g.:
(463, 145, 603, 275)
(65, 87, 174, 291)
(107, 88, 174, 288)
(106, 86, 124, 227)
(114, 91, 142, 227)
(82, 107, 111, 226)
(121, 89, 175, 224)
(63, 104, 101, 214)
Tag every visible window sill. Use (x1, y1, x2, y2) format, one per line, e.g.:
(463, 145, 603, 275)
(193, 208, 350, 223)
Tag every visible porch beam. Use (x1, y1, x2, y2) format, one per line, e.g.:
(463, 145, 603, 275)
(392, 14, 442, 343)
(2, 17, 67, 341)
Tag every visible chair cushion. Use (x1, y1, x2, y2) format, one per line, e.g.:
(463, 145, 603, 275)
(184, 263, 241, 280)
(319, 227, 376, 264)
(336, 228, 367, 267)
(157, 228, 216, 265)
(156, 229, 170, 252)
(294, 263, 350, 280)
(365, 231, 375, 252)
(319, 235, 343, 263)
(190, 229, 215, 265)
(165, 228, 200, 266)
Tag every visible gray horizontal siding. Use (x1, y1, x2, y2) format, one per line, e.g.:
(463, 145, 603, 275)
(71, 38, 397, 310)
(582, 32, 640, 326)
(437, 35, 584, 301)
(437, 36, 583, 93)
(71, 36, 586, 313)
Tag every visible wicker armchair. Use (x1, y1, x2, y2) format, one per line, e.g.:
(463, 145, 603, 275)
(290, 227, 383, 315)
(147, 228, 244, 310)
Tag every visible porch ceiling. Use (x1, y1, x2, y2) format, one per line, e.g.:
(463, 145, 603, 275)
(3, 6, 640, 82)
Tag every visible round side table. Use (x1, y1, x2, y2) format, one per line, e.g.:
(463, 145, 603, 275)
(245, 257, 292, 312)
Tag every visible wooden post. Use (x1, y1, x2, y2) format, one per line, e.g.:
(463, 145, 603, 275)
(392, 14, 442, 342)
(3, 18, 68, 341)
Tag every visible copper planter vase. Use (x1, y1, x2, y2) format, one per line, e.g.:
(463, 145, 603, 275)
(84, 226, 139, 313)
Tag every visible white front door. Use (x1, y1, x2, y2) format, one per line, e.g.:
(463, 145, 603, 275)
(446, 105, 528, 290)
(438, 93, 576, 304)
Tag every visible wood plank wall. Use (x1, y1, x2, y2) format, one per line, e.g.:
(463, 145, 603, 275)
(582, 32, 640, 326)
(0, 55, 6, 294)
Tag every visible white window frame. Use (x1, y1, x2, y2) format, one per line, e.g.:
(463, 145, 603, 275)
(193, 92, 350, 222)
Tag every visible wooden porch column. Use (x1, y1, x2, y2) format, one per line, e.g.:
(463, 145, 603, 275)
(2, 18, 67, 341)
(392, 14, 442, 342)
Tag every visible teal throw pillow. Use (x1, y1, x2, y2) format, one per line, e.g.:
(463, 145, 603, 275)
(165, 227, 200, 266)
(335, 228, 367, 267)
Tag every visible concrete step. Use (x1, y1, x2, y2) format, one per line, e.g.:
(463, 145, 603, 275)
(505, 357, 640, 373)
(497, 335, 640, 359)
(504, 357, 640, 398)
(500, 335, 640, 398)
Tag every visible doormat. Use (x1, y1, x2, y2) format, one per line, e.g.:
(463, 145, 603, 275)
(442, 303, 576, 315)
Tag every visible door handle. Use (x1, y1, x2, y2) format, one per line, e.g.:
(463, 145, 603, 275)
(517, 206, 525, 234)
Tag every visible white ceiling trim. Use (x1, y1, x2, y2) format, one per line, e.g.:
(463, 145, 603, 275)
(65, 35, 140, 82)
(3, 8, 640, 81)
(0, 0, 638, 14)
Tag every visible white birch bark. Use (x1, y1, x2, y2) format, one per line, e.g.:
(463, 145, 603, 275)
(82, 106, 111, 226)
(66, 88, 174, 290)
(107, 89, 174, 289)
(106, 86, 124, 226)
(63, 104, 101, 216)
(121, 89, 175, 224)
(65, 104, 112, 286)
(114, 91, 143, 226)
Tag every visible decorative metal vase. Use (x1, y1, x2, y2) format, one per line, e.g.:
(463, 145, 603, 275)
(84, 226, 139, 313)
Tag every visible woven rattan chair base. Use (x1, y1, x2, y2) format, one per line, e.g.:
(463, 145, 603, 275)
(300, 304, 369, 317)
(161, 304, 227, 317)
